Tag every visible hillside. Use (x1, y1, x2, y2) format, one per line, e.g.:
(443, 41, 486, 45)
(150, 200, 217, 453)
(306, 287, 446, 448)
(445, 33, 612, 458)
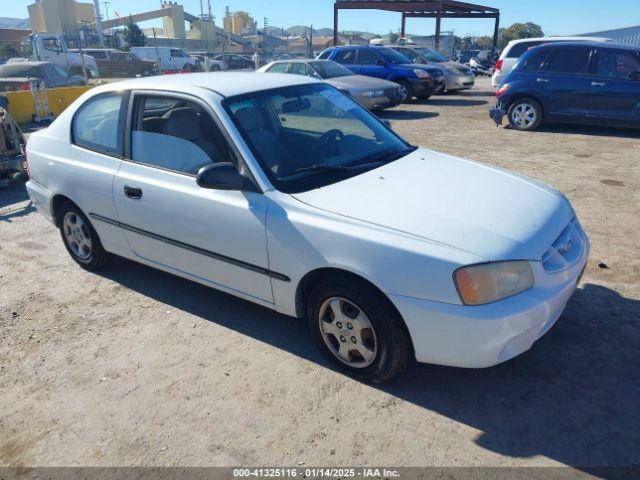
(0, 17, 30, 30)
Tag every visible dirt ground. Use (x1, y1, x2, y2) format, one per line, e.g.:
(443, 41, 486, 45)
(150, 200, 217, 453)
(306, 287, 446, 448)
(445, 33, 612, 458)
(1, 77, 639, 469)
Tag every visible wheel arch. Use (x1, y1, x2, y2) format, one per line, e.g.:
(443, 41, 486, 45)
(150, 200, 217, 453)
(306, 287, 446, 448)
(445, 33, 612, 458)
(294, 267, 414, 352)
(50, 194, 80, 226)
(505, 92, 547, 120)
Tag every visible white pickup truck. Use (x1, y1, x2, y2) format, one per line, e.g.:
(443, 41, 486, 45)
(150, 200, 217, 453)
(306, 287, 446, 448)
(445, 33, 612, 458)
(10, 34, 99, 79)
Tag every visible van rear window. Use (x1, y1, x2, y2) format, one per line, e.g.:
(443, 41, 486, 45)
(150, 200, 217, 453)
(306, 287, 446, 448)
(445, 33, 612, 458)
(507, 41, 544, 58)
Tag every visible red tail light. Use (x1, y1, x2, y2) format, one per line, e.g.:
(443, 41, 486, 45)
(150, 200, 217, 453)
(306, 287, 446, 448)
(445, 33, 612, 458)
(19, 82, 30, 91)
(495, 59, 503, 71)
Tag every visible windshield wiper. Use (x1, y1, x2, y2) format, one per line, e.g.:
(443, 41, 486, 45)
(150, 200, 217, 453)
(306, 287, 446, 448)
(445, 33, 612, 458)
(349, 146, 416, 168)
(280, 163, 352, 179)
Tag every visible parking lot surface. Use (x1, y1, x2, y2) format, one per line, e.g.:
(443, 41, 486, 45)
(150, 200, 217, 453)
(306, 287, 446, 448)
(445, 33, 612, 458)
(1, 78, 638, 468)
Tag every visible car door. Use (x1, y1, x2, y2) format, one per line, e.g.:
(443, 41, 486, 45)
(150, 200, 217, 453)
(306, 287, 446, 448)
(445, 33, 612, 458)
(536, 46, 593, 122)
(357, 49, 387, 79)
(112, 91, 273, 304)
(588, 47, 640, 127)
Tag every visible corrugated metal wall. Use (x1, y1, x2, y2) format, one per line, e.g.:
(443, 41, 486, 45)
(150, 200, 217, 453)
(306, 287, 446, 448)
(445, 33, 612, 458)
(581, 26, 640, 46)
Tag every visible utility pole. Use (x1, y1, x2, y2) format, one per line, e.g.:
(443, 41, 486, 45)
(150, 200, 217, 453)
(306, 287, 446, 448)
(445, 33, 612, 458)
(102, 1, 111, 47)
(92, 0, 105, 46)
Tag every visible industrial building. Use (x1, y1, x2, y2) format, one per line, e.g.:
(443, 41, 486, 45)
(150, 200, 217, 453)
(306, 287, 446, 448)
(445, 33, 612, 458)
(28, 0, 96, 35)
(579, 25, 640, 46)
(222, 8, 257, 36)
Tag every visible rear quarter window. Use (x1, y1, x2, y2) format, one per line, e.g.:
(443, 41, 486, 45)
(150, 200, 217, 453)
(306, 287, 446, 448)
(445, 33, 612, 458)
(507, 41, 544, 58)
(72, 93, 126, 156)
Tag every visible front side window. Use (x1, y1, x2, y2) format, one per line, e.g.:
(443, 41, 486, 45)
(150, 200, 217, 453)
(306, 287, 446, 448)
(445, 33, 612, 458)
(417, 48, 447, 62)
(73, 93, 125, 156)
(311, 61, 353, 79)
(523, 50, 549, 72)
(131, 95, 228, 175)
(544, 47, 591, 74)
(225, 84, 414, 193)
(396, 48, 422, 63)
(595, 49, 640, 78)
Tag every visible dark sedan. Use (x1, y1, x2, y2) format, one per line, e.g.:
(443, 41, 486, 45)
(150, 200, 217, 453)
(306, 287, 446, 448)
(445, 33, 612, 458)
(490, 41, 640, 131)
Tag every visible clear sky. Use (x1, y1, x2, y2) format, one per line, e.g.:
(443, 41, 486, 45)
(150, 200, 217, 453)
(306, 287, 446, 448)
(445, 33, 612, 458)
(4, 0, 640, 37)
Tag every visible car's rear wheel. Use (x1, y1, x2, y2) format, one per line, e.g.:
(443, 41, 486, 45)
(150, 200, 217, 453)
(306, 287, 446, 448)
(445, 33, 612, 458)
(397, 81, 414, 103)
(307, 276, 412, 383)
(58, 202, 110, 270)
(508, 98, 543, 131)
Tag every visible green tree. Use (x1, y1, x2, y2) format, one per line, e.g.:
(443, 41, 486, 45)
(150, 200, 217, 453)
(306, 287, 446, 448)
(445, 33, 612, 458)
(0, 43, 19, 60)
(123, 16, 146, 47)
(502, 22, 544, 45)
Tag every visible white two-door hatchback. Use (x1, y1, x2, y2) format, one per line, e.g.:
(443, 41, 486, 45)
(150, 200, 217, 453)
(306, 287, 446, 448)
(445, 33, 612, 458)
(26, 73, 589, 382)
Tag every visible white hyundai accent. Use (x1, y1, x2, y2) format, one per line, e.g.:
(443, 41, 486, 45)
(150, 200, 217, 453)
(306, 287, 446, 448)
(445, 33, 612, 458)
(26, 73, 589, 382)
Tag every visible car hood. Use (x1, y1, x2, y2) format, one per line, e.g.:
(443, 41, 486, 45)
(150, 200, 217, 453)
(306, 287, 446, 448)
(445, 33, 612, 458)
(291, 148, 573, 261)
(443, 61, 474, 74)
(327, 75, 399, 91)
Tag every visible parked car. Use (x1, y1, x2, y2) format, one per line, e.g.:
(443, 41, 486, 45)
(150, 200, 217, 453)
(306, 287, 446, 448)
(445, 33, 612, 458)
(258, 60, 403, 110)
(25, 72, 589, 382)
(0, 61, 86, 92)
(70, 48, 159, 77)
(318, 46, 445, 102)
(390, 46, 475, 92)
(492, 36, 614, 87)
(490, 41, 640, 131)
(188, 51, 226, 71)
(455, 49, 481, 64)
(213, 53, 254, 70)
(131, 47, 200, 73)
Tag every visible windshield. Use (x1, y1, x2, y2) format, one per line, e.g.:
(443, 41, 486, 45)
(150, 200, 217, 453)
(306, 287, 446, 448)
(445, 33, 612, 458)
(378, 48, 412, 65)
(416, 48, 447, 63)
(225, 84, 414, 193)
(311, 61, 354, 79)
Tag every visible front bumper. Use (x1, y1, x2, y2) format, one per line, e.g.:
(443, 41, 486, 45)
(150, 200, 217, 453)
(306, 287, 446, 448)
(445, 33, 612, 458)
(0, 155, 25, 176)
(446, 73, 475, 91)
(408, 77, 444, 97)
(390, 234, 590, 369)
(359, 93, 403, 110)
(489, 103, 506, 126)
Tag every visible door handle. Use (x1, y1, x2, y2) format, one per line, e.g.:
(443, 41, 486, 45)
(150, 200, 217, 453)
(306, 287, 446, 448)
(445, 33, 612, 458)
(124, 185, 143, 200)
(591, 81, 606, 87)
(536, 78, 549, 83)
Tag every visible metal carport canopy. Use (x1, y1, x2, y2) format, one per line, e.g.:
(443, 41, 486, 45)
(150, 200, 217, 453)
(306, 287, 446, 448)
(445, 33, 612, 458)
(333, 0, 500, 51)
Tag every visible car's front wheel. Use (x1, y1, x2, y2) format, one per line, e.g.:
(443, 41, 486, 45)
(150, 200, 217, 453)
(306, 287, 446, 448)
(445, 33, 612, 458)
(507, 98, 543, 131)
(307, 276, 412, 383)
(58, 202, 110, 270)
(397, 80, 414, 103)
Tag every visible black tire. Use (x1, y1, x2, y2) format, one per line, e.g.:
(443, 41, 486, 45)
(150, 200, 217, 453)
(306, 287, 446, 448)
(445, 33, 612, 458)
(507, 97, 543, 131)
(307, 276, 412, 383)
(397, 80, 414, 103)
(58, 201, 110, 271)
(417, 93, 432, 100)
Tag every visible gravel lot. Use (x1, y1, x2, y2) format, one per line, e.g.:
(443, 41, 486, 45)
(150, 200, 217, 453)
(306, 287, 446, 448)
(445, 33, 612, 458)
(1, 77, 639, 469)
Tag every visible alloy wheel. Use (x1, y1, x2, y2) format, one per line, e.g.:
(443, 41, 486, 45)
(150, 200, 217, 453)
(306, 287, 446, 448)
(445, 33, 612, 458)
(511, 102, 537, 129)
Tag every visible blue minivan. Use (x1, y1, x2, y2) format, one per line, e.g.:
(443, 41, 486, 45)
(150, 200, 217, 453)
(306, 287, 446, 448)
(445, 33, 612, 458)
(318, 46, 445, 102)
(490, 41, 640, 131)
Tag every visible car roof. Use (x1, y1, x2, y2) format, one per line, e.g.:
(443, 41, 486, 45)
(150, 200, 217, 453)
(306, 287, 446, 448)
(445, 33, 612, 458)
(506, 36, 613, 47)
(90, 72, 321, 98)
(526, 40, 638, 51)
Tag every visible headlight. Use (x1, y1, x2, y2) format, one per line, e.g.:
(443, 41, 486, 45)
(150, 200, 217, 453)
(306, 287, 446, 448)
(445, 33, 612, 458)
(361, 89, 385, 98)
(454, 261, 534, 305)
(413, 69, 431, 79)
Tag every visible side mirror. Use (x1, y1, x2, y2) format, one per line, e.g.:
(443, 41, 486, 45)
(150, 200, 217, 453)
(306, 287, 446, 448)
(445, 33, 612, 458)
(376, 59, 386, 66)
(629, 71, 640, 81)
(196, 162, 246, 191)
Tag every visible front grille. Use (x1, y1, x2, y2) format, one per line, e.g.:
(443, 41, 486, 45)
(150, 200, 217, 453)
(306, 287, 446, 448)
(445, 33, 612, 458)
(385, 87, 400, 98)
(542, 219, 586, 273)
